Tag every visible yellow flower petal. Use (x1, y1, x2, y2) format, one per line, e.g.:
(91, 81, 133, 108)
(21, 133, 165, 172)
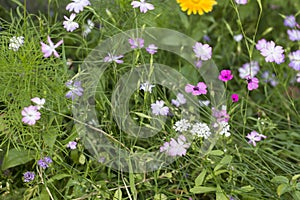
(177, 0, 217, 16)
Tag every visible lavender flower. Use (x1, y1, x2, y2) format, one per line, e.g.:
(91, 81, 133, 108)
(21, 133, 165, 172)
(233, 34, 243, 42)
(261, 71, 278, 86)
(259, 41, 285, 64)
(38, 157, 53, 169)
(104, 53, 124, 64)
(151, 100, 169, 116)
(235, 0, 248, 4)
(128, 38, 144, 49)
(193, 42, 212, 60)
(160, 135, 190, 157)
(288, 50, 300, 71)
(21, 105, 41, 125)
(23, 171, 35, 182)
(146, 44, 158, 54)
(67, 141, 77, 149)
(246, 131, 267, 146)
(287, 29, 300, 41)
(171, 93, 186, 107)
(65, 80, 84, 100)
(284, 15, 297, 28)
(238, 61, 260, 79)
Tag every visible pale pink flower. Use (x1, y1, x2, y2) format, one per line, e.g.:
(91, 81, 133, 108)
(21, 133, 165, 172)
(146, 44, 158, 54)
(131, 0, 154, 13)
(31, 97, 45, 110)
(40, 36, 63, 58)
(151, 100, 169, 116)
(66, 0, 91, 13)
(21, 106, 41, 125)
(67, 141, 77, 149)
(63, 13, 79, 32)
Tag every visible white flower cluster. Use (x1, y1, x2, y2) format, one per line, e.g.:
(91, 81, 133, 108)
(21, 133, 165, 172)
(9, 36, 24, 51)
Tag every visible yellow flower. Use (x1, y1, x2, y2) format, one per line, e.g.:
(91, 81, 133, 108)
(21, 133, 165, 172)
(176, 0, 217, 15)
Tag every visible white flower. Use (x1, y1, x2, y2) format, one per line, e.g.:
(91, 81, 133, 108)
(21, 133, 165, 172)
(9, 36, 24, 51)
(173, 119, 191, 132)
(199, 100, 210, 107)
(171, 93, 186, 107)
(31, 97, 45, 110)
(190, 122, 211, 139)
(238, 61, 260, 79)
(131, 0, 154, 13)
(82, 19, 94, 37)
(63, 13, 79, 32)
(140, 81, 155, 93)
(233, 34, 243, 42)
(218, 122, 230, 137)
(151, 100, 169, 116)
(66, 0, 91, 13)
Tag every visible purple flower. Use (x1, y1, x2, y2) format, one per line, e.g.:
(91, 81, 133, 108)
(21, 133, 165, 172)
(63, 13, 79, 32)
(65, 80, 84, 100)
(146, 44, 158, 54)
(160, 135, 190, 157)
(238, 61, 260, 79)
(67, 141, 77, 149)
(260, 41, 285, 64)
(246, 131, 267, 146)
(231, 94, 239, 102)
(193, 42, 212, 60)
(288, 50, 300, 71)
(261, 71, 278, 87)
(131, 0, 154, 13)
(151, 100, 169, 116)
(287, 29, 300, 41)
(38, 157, 53, 169)
(185, 82, 207, 96)
(171, 93, 186, 107)
(255, 39, 267, 51)
(235, 0, 248, 4)
(140, 81, 155, 93)
(194, 60, 202, 68)
(284, 15, 297, 28)
(203, 35, 211, 42)
(23, 171, 35, 182)
(31, 97, 45, 110)
(218, 70, 233, 82)
(104, 53, 124, 64)
(40, 36, 63, 58)
(21, 105, 41, 125)
(66, 0, 91, 13)
(128, 38, 144, 49)
(246, 76, 259, 91)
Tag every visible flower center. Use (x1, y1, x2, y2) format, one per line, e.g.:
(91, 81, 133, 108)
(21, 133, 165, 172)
(193, 86, 199, 91)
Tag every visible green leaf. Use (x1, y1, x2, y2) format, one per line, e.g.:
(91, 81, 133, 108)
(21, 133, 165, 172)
(239, 185, 255, 193)
(296, 183, 300, 190)
(43, 131, 57, 149)
(292, 174, 300, 182)
(113, 189, 122, 200)
(293, 191, 300, 199)
(190, 186, 216, 194)
(79, 154, 86, 165)
(214, 155, 233, 172)
(47, 174, 71, 183)
(271, 176, 289, 184)
(206, 170, 229, 180)
(208, 150, 224, 156)
(195, 169, 207, 186)
(2, 148, 34, 170)
(154, 194, 168, 200)
(277, 183, 290, 196)
(216, 185, 227, 200)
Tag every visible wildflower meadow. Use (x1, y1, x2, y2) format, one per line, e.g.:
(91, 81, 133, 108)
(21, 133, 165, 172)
(1, 0, 300, 199)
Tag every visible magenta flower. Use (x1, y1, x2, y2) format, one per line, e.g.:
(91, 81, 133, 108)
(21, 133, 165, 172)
(151, 100, 169, 116)
(235, 0, 248, 4)
(287, 29, 300, 41)
(63, 13, 79, 32)
(246, 131, 266, 146)
(246, 76, 259, 91)
(146, 44, 158, 54)
(67, 141, 77, 150)
(289, 50, 300, 71)
(40, 36, 63, 58)
(259, 41, 285, 64)
(31, 97, 45, 110)
(23, 171, 35, 182)
(218, 70, 233, 82)
(185, 82, 207, 96)
(66, 0, 91, 13)
(231, 94, 239, 102)
(193, 42, 212, 61)
(21, 105, 41, 125)
(131, 0, 154, 13)
(160, 135, 190, 157)
(284, 15, 297, 28)
(104, 53, 124, 64)
(128, 38, 144, 49)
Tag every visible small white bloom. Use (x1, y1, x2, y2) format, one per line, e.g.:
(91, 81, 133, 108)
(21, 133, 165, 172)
(151, 100, 169, 116)
(131, 0, 155, 13)
(9, 36, 24, 51)
(172, 93, 186, 107)
(31, 97, 46, 110)
(199, 100, 210, 107)
(63, 13, 79, 32)
(218, 122, 230, 137)
(190, 122, 211, 139)
(82, 19, 94, 37)
(173, 119, 191, 132)
(140, 81, 155, 93)
(66, 0, 91, 13)
(233, 34, 243, 42)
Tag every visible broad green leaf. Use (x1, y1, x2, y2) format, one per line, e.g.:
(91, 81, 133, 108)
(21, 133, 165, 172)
(271, 176, 289, 184)
(43, 131, 57, 149)
(214, 155, 233, 172)
(208, 150, 224, 156)
(216, 185, 227, 200)
(195, 169, 207, 186)
(239, 185, 255, 192)
(2, 148, 34, 170)
(190, 186, 216, 194)
(292, 174, 300, 182)
(293, 191, 300, 199)
(206, 170, 229, 180)
(79, 154, 86, 165)
(296, 183, 300, 190)
(277, 183, 290, 196)
(154, 194, 167, 200)
(113, 189, 122, 200)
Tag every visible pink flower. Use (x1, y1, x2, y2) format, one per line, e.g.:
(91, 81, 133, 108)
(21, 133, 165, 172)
(259, 41, 285, 64)
(246, 131, 267, 146)
(66, 0, 91, 13)
(235, 0, 248, 4)
(21, 105, 41, 125)
(231, 94, 239, 102)
(256, 39, 267, 51)
(185, 82, 207, 96)
(246, 76, 259, 91)
(146, 44, 158, 54)
(212, 106, 230, 123)
(67, 141, 77, 149)
(218, 70, 233, 82)
(63, 13, 79, 32)
(131, 0, 154, 13)
(128, 38, 144, 49)
(104, 53, 124, 64)
(31, 97, 45, 110)
(160, 135, 190, 157)
(193, 42, 212, 61)
(40, 36, 63, 58)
